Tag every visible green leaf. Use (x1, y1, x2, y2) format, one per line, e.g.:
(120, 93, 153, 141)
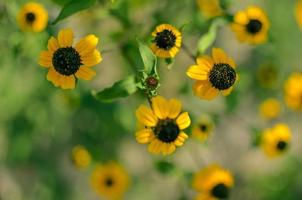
(165, 58, 174, 70)
(53, 0, 96, 24)
(225, 90, 238, 113)
(250, 126, 262, 147)
(155, 160, 175, 175)
(92, 76, 137, 102)
(51, 0, 72, 6)
(138, 40, 157, 75)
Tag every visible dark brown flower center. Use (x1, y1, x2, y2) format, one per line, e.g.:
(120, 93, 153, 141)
(211, 183, 229, 199)
(26, 12, 36, 23)
(52, 47, 82, 76)
(154, 29, 176, 50)
(276, 140, 287, 151)
(199, 124, 208, 132)
(246, 19, 262, 34)
(209, 63, 236, 90)
(104, 177, 114, 187)
(154, 119, 180, 143)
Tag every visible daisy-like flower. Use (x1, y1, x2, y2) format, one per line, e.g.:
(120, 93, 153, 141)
(186, 48, 238, 100)
(192, 115, 214, 143)
(231, 6, 270, 44)
(71, 145, 91, 169)
(261, 123, 291, 158)
(196, 0, 223, 18)
(192, 164, 234, 200)
(151, 24, 182, 58)
(135, 96, 191, 155)
(91, 162, 130, 200)
(295, 0, 302, 29)
(17, 2, 48, 32)
(259, 98, 281, 120)
(284, 73, 302, 111)
(39, 28, 102, 89)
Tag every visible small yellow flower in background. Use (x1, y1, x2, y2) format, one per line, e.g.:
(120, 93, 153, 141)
(259, 98, 281, 120)
(71, 145, 91, 169)
(39, 28, 102, 89)
(192, 115, 214, 143)
(196, 0, 223, 18)
(295, 0, 302, 29)
(151, 24, 182, 58)
(231, 6, 269, 44)
(135, 96, 191, 155)
(261, 123, 291, 158)
(284, 73, 302, 111)
(186, 48, 238, 100)
(91, 162, 130, 200)
(192, 164, 234, 200)
(17, 2, 48, 32)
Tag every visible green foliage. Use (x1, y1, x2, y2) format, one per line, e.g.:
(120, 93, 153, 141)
(138, 40, 158, 75)
(155, 160, 175, 175)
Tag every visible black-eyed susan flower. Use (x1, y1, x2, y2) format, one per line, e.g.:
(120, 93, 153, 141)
(259, 98, 281, 120)
(186, 48, 238, 100)
(91, 162, 130, 199)
(151, 24, 182, 58)
(231, 6, 269, 44)
(71, 145, 91, 169)
(196, 0, 223, 18)
(193, 164, 234, 200)
(295, 0, 302, 29)
(192, 115, 214, 143)
(39, 28, 102, 89)
(284, 73, 302, 111)
(17, 2, 48, 32)
(135, 96, 191, 155)
(261, 123, 291, 158)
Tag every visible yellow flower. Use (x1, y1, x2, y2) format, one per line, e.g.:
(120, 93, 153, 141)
(151, 24, 182, 58)
(39, 28, 102, 89)
(231, 6, 269, 44)
(91, 162, 130, 200)
(135, 96, 191, 155)
(71, 145, 91, 169)
(192, 164, 234, 200)
(259, 98, 281, 120)
(295, 0, 302, 29)
(284, 73, 302, 111)
(17, 2, 48, 32)
(261, 123, 291, 158)
(192, 115, 214, 142)
(186, 48, 238, 100)
(196, 0, 223, 18)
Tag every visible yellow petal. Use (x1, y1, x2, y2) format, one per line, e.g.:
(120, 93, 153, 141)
(58, 28, 74, 47)
(186, 64, 209, 80)
(176, 112, 191, 130)
(75, 66, 96, 80)
(174, 132, 188, 146)
(196, 56, 214, 68)
(152, 96, 169, 119)
(148, 140, 161, 154)
(212, 48, 228, 63)
(60, 75, 75, 89)
(163, 144, 176, 155)
(234, 11, 249, 25)
(47, 37, 59, 52)
(135, 105, 158, 127)
(76, 34, 99, 57)
(222, 87, 233, 96)
(194, 81, 219, 100)
(39, 51, 53, 68)
(168, 99, 182, 119)
(47, 68, 60, 87)
(136, 129, 154, 144)
(81, 49, 102, 67)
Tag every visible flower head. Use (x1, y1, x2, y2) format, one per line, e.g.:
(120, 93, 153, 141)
(196, 0, 223, 18)
(192, 164, 234, 200)
(151, 24, 182, 58)
(284, 73, 302, 111)
(71, 145, 91, 169)
(295, 0, 302, 29)
(231, 6, 269, 44)
(261, 123, 291, 158)
(186, 48, 238, 100)
(39, 28, 102, 89)
(17, 2, 48, 32)
(259, 98, 281, 120)
(192, 115, 214, 142)
(91, 162, 130, 199)
(135, 96, 191, 155)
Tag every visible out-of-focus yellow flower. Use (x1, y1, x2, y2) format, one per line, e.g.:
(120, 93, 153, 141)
(295, 0, 302, 29)
(135, 96, 191, 155)
(150, 24, 182, 58)
(186, 48, 238, 100)
(231, 6, 269, 44)
(192, 115, 214, 142)
(284, 73, 302, 111)
(39, 28, 102, 89)
(261, 123, 291, 158)
(196, 0, 223, 18)
(91, 162, 130, 200)
(259, 98, 281, 120)
(192, 164, 234, 200)
(72, 145, 91, 169)
(17, 2, 48, 32)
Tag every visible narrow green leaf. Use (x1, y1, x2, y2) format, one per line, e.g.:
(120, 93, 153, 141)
(51, 0, 72, 6)
(53, 0, 96, 24)
(138, 40, 157, 75)
(92, 76, 137, 102)
(225, 90, 238, 113)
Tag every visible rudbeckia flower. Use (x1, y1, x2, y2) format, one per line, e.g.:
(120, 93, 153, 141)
(151, 24, 182, 58)
(186, 48, 238, 100)
(231, 6, 270, 44)
(135, 96, 191, 155)
(71, 145, 91, 169)
(284, 73, 302, 111)
(192, 164, 234, 200)
(192, 115, 214, 142)
(196, 0, 223, 18)
(259, 98, 281, 120)
(17, 2, 48, 32)
(261, 123, 291, 158)
(39, 28, 102, 89)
